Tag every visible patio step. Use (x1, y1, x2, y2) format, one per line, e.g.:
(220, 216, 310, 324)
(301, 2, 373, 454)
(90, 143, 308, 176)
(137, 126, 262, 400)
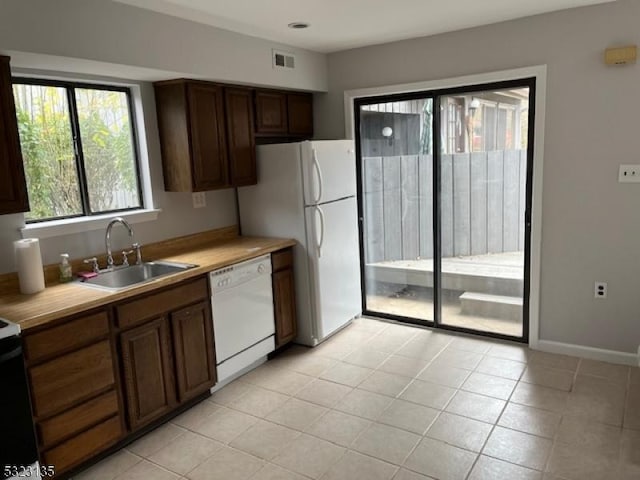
(365, 263, 523, 296)
(459, 292, 523, 322)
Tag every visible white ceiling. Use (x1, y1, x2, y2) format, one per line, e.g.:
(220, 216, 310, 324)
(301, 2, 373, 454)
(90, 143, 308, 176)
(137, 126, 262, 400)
(115, 0, 614, 53)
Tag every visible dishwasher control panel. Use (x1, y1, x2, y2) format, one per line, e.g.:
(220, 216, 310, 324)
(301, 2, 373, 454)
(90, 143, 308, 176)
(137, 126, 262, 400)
(210, 254, 272, 293)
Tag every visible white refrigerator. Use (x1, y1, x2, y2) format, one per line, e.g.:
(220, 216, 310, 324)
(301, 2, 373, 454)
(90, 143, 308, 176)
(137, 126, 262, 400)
(238, 140, 362, 346)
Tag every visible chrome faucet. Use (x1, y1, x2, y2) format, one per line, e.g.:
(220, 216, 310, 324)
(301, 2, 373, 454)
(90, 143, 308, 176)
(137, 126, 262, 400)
(105, 217, 141, 269)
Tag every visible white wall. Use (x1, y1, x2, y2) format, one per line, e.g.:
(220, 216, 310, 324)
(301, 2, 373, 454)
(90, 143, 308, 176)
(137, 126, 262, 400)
(316, 0, 640, 354)
(0, 0, 327, 90)
(0, 0, 328, 274)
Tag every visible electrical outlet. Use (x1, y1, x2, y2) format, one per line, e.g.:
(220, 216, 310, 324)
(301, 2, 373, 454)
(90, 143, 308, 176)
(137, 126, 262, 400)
(618, 165, 640, 183)
(192, 192, 206, 208)
(594, 281, 607, 299)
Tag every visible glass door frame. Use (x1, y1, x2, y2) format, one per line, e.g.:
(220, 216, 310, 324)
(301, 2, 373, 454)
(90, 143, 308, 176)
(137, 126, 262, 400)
(354, 77, 536, 344)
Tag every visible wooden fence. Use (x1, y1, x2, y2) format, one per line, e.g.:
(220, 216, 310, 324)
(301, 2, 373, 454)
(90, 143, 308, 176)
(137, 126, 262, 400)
(111, 189, 140, 210)
(362, 150, 527, 263)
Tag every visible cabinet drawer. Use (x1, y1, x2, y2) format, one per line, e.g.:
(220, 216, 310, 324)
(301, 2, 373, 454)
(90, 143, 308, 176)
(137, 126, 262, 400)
(116, 277, 208, 329)
(29, 341, 115, 418)
(43, 415, 122, 475)
(271, 249, 293, 272)
(37, 390, 119, 448)
(24, 311, 110, 363)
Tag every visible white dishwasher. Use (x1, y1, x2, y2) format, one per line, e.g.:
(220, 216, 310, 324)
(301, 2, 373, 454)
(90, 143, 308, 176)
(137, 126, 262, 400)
(210, 254, 275, 384)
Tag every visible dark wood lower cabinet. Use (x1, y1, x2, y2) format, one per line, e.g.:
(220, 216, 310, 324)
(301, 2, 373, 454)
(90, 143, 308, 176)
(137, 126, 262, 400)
(37, 390, 120, 447)
(42, 416, 123, 475)
(171, 301, 217, 402)
(28, 340, 116, 419)
(119, 316, 176, 430)
(273, 269, 297, 346)
(20, 272, 255, 478)
(271, 248, 298, 347)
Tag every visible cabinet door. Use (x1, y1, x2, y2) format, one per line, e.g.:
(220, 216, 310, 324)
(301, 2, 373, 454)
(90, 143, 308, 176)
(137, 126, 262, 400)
(171, 301, 217, 402)
(287, 93, 313, 137)
(120, 317, 175, 430)
(273, 268, 297, 347)
(255, 91, 287, 134)
(187, 83, 230, 190)
(0, 56, 29, 214)
(225, 88, 257, 186)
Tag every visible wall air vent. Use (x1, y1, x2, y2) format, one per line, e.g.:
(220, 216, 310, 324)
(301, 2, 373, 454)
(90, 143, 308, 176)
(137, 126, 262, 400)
(273, 50, 295, 70)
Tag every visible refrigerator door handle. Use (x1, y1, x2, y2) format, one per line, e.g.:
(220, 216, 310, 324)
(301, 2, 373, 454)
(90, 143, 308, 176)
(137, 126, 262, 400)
(315, 205, 325, 258)
(311, 148, 323, 204)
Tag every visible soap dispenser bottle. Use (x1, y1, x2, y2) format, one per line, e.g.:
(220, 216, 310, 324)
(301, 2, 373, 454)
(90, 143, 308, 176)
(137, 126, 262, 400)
(59, 253, 73, 283)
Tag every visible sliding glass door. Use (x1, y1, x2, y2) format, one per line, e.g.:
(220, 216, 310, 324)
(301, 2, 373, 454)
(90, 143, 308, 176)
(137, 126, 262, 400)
(355, 79, 534, 342)
(358, 97, 435, 323)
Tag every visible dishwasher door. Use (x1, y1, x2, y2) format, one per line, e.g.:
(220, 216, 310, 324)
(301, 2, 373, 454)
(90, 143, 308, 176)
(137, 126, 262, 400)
(211, 274, 275, 364)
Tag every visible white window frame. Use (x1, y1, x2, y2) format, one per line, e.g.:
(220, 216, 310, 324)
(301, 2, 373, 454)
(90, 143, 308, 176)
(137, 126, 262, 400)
(12, 70, 160, 239)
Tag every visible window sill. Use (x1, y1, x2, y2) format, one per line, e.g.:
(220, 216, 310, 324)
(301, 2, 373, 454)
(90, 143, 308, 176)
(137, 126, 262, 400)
(20, 209, 162, 240)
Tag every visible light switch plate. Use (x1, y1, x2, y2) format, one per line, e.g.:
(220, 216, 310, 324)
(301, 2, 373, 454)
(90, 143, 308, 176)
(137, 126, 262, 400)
(619, 164, 640, 183)
(192, 192, 206, 208)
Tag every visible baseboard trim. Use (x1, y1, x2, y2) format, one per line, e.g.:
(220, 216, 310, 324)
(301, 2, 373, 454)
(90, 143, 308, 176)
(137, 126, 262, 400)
(536, 339, 639, 366)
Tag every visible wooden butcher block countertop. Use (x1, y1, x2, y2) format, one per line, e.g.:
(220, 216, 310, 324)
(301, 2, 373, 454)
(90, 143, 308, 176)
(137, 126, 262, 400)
(0, 226, 295, 331)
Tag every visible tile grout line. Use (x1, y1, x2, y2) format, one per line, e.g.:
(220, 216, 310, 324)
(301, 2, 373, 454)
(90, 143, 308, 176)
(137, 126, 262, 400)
(462, 356, 525, 480)
(217, 334, 582, 453)
(92, 320, 631, 480)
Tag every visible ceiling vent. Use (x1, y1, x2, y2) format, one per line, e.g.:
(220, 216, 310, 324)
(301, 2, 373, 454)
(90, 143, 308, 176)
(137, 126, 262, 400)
(273, 50, 295, 70)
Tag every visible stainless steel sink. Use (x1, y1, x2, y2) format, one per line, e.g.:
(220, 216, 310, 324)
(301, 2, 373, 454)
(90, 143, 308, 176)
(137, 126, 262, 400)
(77, 261, 198, 291)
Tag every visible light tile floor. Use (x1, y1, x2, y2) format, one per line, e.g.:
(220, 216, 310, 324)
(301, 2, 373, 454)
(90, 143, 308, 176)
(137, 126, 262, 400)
(74, 318, 640, 480)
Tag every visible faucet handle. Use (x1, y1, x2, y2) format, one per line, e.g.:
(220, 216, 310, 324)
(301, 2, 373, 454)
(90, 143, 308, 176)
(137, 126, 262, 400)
(122, 250, 134, 267)
(83, 257, 100, 273)
(132, 242, 143, 265)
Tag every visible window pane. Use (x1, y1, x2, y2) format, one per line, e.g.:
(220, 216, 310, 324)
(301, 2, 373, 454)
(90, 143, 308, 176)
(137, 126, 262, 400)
(75, 88, 141, 213)
(12, 84, 82, 221)
(360, 98, 435, 324)
(439, 87, 529, 338)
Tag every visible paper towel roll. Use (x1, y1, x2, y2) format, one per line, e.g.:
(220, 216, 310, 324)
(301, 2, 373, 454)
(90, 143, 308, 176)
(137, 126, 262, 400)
(14, 238, 45, 294)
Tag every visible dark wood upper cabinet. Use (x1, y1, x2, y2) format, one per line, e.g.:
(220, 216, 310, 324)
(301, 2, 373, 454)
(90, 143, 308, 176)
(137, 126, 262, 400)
(287, 93, 313, 137)
(154, 80, 229, 192)
(254, 89, 313, 138)
(171, 301, 217, 402)
(119, 317, 176, 430)
(0, 55, 29, 214)
(155, 78, 314, 190)
(188, 83, 229, 190)
(225, 88, 257, 186)
(254, 90, 288, 134)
